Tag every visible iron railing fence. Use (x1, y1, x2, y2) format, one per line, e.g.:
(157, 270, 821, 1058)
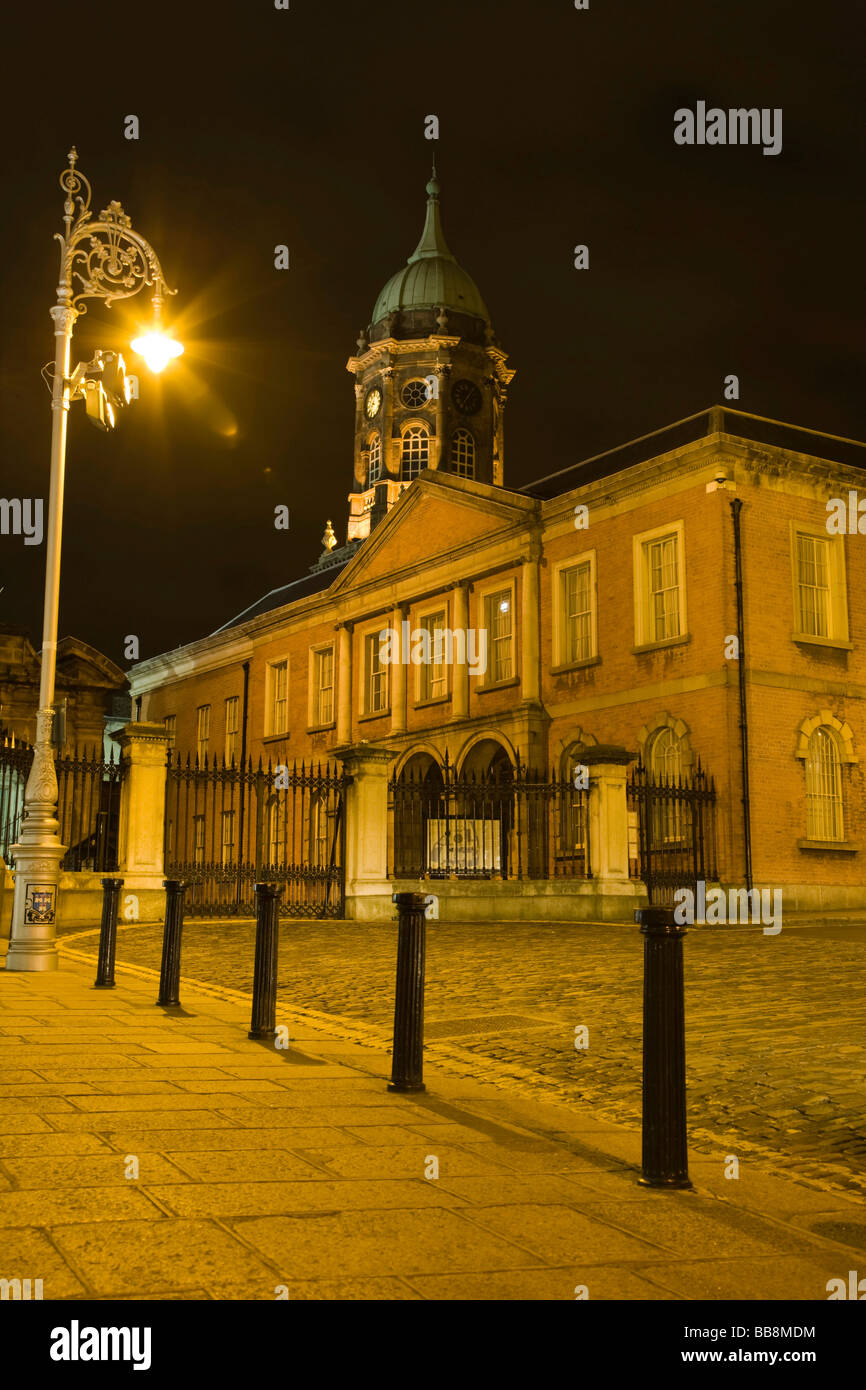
(0, 734, 126, 871)
(389, 753, 590, 881)
(627, 760, 718, 906)
(164, 753, 347, 918)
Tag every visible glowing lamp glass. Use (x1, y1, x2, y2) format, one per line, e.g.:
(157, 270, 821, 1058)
(131, 332, 184, 374)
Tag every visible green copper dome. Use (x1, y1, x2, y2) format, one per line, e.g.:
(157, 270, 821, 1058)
(371, 171, 489, 326)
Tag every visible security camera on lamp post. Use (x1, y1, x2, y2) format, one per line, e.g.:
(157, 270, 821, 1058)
(5, 148, 183, 973)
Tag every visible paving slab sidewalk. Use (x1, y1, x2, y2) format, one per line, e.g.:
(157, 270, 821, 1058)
(0, 944, 862, 1302)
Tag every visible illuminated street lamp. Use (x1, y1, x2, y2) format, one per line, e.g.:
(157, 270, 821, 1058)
(6, 148, 182, 972)
(131, 286, 184, 373)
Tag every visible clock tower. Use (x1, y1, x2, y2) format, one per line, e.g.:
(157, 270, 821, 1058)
(344, 168, 515, 544)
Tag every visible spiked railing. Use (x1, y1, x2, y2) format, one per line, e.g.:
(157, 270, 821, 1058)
(163, 751, 347, 918)
(388, 750, 590, 882)
(0, 733, 126, 871)
(627, 759, 718, 906)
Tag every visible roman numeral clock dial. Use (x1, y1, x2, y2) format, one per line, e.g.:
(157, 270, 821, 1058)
(452, 378, 482, 415)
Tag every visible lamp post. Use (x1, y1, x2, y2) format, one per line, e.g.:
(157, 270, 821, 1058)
(5, 148, 182, 972)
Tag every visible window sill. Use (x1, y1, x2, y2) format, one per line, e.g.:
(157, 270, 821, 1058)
(414, 695, 451, 711)
(551, 655, 601, 675)
(263, 732, 289, 745)
(358, 709, 390, 724)
(475, 676, 520, 694)
(797, 838, 859, 853)
(792, 634, 853, 651)
(306, 722, 336, 735)
(632, 634, 691, 655)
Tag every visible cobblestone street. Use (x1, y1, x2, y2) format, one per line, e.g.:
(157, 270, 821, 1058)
(59, 918, 866, 1199)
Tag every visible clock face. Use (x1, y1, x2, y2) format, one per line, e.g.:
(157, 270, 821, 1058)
(452, 379, 482, 415)
(365, 387, 382, 418)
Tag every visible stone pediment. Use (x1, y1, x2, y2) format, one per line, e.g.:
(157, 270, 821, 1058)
(330, 472, 537, 591)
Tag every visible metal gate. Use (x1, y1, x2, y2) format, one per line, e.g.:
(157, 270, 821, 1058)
(1, 733, 125, 871)
(389, 753, 590, 881)
(627, 760, 717, 905)
(164, 754, 347, 918)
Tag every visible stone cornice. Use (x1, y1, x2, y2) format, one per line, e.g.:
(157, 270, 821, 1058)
(347, 336, 462, 373)
(542, 430, 866, 529)
(129, 633, 256, 696)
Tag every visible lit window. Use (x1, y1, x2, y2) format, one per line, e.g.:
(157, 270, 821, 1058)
(419, 611, 447, 701)
(163, 715, 176, 748)
(365, 632, 389, 715)
(268, 798, 285, 867)
(796, 533, 830, 637)
(561, 561, 593, 664)
(368, 433, 382, 484)
(635, 527, 684, 646)
(647, 535, 680, 641)
(224, 696, 239, 764)
(400, 425, 429, 481)
(309, 793, 333, 868)
(805, 727, 843, 840)
(195, 705, 210, 763)
(267, 660, 288, 736)
(313, 646, 334, 726)
(648, 728, 685, 843)
(650, 727, 682, 781)
(221, 810, 235, 866)
(451, 429, 475, 478)
(484, 590, 514, 683)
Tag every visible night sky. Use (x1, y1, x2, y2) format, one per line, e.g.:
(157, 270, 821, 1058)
(2, 1, 864, 667)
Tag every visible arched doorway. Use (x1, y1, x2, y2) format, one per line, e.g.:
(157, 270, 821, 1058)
(391, 751, 444, 877)
(454, 739, 515, 877)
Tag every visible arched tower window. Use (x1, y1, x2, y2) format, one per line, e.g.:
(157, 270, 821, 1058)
(400, 425, 429, 481)
(805, 727, 843, 840)
(367, 433, 382, 484)
(451, 428, 475, 478)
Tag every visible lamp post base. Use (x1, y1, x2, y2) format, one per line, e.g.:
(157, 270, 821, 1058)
(5, 841, 65, 973)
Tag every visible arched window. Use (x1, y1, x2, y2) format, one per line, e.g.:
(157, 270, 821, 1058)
(805, 727, 843, 840)
(368, 433, 382, 484)
(648, 727, 685, 844)
(307, 792, 336, 869)
(267, 797, 285, 868)
(400, 425, 429, 481)
(649, 727, 683, 781)
(558, 745, 589, 873)
(451, 428, 475, 478)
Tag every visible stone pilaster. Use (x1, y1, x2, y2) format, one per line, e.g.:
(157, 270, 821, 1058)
(336, 743, 393, 920)
(391, 604, 408, 734)
(336, 622, 354, 745)
(521, 547, 541, 704)
(114, 722, 171, 891)
(582, 746, 644, 915)
(451, 581, 470, 719)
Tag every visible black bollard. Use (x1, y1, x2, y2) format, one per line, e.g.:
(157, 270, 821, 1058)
(636, 905, 692, 1189)
(95, 877, 124, 988)
(157, 879, 187, 1007)
(248, 882, 281, 1040)
(388, 892, 429, 1094)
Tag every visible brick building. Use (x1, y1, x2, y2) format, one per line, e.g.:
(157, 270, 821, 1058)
(129, 172, 866, 920)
